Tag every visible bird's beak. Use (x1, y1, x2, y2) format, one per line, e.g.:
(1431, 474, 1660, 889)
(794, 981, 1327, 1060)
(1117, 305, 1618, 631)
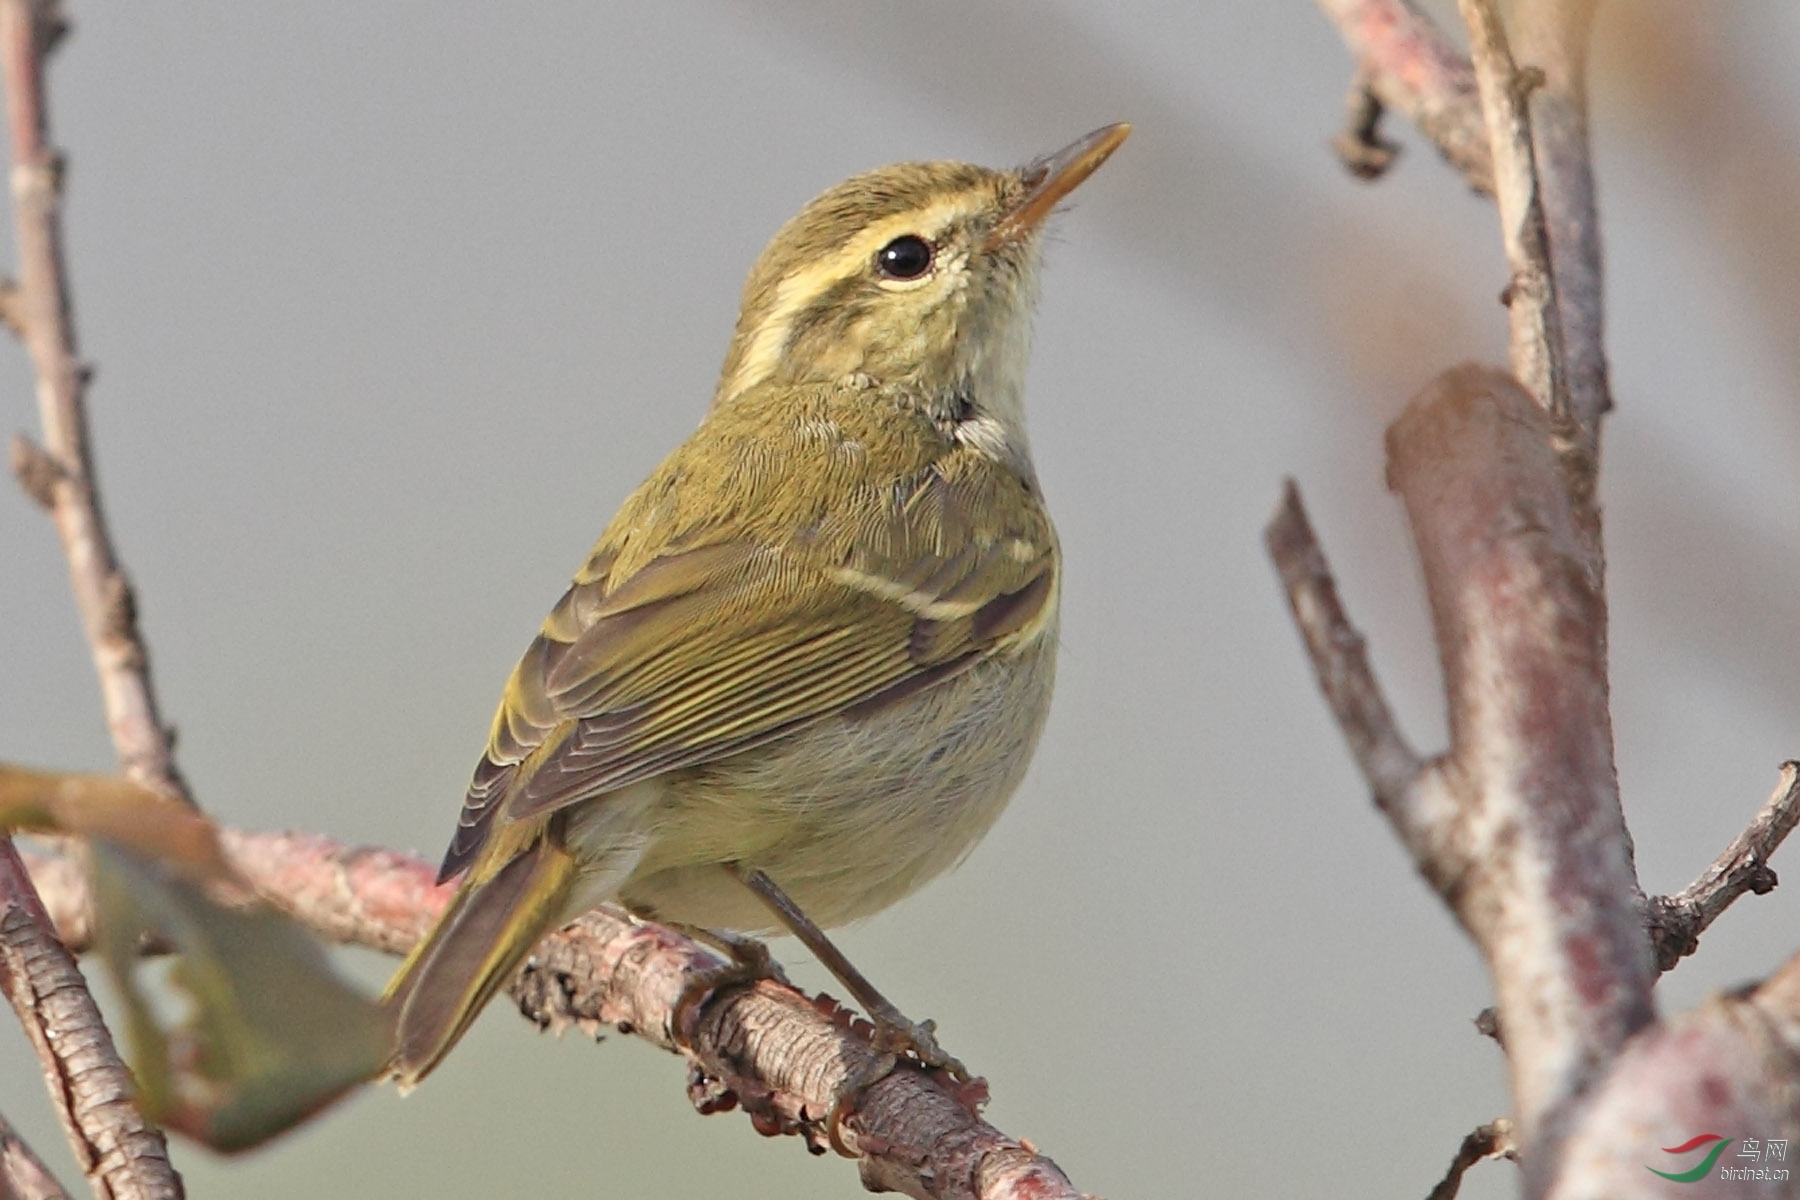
(986, 123, 1131, 249)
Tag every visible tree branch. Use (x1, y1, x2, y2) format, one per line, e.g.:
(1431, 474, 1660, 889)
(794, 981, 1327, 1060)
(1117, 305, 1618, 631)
(21, 834, 1088, 1200)
(0, 0, 186, 805)
(1312, 0, 1493, 193)
(1264, 480, 1422, 808)
(0, 845, 179, 1200)
(1511, 0, 1608, 442)
(0, 5, 186, 1195)
(1295, 5, 1800, 1197)
(1455, 1, 1569, 429)
(1459, 0, 1612, 589)
(1271, 367, 1658, 1193)
(1386, 366, 1653, 1185)
(0, 1107, 72, 1200)
(1271, 494, 1799, 988)
(1541, 958, 1800, 1199)
(1648, 762, 1800, 971)
(1424, 1118, 1515, 1200)
(1272, 420, 1800, 1197)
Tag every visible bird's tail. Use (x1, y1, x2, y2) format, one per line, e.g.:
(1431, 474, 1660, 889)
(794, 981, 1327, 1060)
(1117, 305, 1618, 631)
(383, 836, 577, 1090)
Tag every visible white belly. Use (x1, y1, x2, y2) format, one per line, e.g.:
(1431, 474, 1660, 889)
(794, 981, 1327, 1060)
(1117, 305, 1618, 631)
(595, 628, 1057, 932)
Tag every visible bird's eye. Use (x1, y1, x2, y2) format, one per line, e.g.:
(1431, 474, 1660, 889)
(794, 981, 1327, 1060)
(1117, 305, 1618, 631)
(875, 234, 934, 281)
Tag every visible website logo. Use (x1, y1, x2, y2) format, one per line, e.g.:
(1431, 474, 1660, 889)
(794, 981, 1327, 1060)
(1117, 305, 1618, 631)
(1648, 1135, 1789, 1184)
(1646, 1135, 1733, 1183)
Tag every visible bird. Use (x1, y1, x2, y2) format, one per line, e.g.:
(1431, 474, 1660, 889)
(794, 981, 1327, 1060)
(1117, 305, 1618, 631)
(384, 123, 1131, 1088)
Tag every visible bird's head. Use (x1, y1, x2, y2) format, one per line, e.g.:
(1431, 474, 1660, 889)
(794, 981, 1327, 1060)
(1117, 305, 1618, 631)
(714, 124, 1130, 426)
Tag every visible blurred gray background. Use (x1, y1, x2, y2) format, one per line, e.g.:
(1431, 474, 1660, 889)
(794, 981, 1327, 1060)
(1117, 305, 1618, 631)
(1, 3, 1796, 1196)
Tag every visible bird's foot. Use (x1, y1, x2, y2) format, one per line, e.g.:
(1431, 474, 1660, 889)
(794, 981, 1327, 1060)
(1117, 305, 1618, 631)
(673, 924, 791, 1018)
(824, 1003, 973, 1153)
(864, 1002, 967, 1082)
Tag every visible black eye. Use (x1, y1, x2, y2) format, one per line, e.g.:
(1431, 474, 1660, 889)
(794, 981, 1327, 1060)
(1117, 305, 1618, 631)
(875, 234, 934, 280)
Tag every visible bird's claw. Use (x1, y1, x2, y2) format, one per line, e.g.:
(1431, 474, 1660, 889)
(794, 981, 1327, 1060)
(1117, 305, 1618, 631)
(868, 1010, 967, 1081)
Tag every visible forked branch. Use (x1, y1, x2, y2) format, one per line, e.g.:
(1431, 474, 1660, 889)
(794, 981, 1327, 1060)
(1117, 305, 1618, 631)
(1289, 6, 1798, 1196)
(1269, 370, 1653, 1180)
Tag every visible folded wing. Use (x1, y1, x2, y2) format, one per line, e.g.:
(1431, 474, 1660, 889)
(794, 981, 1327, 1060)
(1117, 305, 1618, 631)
(438, 455, 1055, 882)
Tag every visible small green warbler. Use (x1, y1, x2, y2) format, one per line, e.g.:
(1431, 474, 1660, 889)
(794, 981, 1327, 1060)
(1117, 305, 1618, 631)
(386, 124, 1130, 1086)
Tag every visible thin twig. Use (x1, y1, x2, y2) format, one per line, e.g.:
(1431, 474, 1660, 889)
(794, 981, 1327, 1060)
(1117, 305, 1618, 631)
(1312, 0, 1493, 193)
(1648, 762, 1800, 971)
(22, 833, 1084, 1200)
(1455, 0, 1570, 432)
(1264, 480, 1422, 807)
(1511, 0, 1608, 437)
(1424, 1118, 1515, 1200)
(0, 0, 187, 804)
(0, 1107, 72, 1200)
(1316, 1, 1606, 574)
(1510, 0, 1607, 572)
(0, 846, 180, 1200)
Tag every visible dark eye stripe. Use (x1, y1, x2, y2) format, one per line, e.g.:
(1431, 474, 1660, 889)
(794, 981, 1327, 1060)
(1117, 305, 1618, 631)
(875, 235, 934, 280)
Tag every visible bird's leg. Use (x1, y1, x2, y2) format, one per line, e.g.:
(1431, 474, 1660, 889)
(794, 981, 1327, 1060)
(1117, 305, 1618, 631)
(731, 865, 967, 1081)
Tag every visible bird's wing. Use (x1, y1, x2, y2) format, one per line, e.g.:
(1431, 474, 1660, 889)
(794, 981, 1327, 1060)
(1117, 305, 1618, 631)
(437, 452, 1055, 882)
